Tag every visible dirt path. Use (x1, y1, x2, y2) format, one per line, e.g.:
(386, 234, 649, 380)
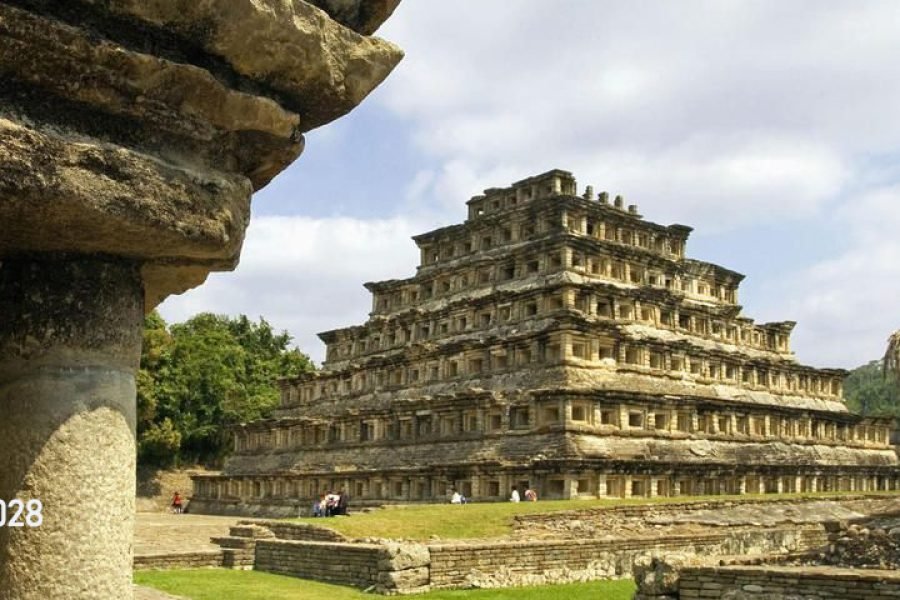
(135, 512, 240, 556)
(135, 585, 185, 599)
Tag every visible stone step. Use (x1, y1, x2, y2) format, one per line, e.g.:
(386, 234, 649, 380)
(212, 536, 256, 549)
(229, 525, 275, 539)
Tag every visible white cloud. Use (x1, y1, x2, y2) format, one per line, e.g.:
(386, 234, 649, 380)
(772, 186, 900, 367)
(379, 1, 900, 232)
(398, 134, 847, 234)
(158, 215, 422, 364)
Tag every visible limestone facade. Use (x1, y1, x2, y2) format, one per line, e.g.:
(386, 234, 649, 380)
(191, 170, 899, 516)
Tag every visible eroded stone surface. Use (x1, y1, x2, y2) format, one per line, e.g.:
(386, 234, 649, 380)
(0, 257, 144, 377)
(0, 117, 251, 265)
(0, 257, 142, 600)
(76, 0, 404, 130)
(0, 0, 403, 304)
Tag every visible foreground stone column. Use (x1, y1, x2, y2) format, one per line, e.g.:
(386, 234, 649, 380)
(0, 1, 403, 596)
(0, 258, 142, 599)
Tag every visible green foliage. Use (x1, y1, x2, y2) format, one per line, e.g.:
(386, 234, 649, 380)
(137, 311, 314, 466)
(137, 311, 171, 433)
(135, 569, 636, 600)
(843, 360, 900, 418)
(138, 418, 182, 465)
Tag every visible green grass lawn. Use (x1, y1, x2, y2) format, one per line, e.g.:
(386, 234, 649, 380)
(135, 569, 636, 600)
(290, 490, 900, 540)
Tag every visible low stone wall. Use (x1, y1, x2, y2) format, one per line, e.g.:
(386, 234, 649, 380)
(186, 497, 304, 519)
(133, 551, 223, 570)
(429, 526, 826, 589)
(513, 494, 891, 528)
(254, 540, 430, 594)
(678, 565, 900, 600)
(239, 519, 347, 542)
(213, 525, 272, 570)
(208, 518, 832, 593)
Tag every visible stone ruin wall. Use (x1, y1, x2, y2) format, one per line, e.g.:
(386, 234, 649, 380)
(674, 566, 900, 600)
(192, 170, 899, 517)
(635, 560, 900, 600)
(183, 496, 900, 593)
(210, 516, 830, 594)
(133, 551, 224, 572)
(632, 507, 900, 599)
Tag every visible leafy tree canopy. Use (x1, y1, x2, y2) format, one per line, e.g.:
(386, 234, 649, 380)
(137, 311, 314, 466)
(843, 360, 900, 418)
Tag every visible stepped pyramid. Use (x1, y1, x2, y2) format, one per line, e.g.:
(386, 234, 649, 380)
(192, 169, 898, 516)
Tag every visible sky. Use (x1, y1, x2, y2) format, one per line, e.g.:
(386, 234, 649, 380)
(159, 1, 900, 369)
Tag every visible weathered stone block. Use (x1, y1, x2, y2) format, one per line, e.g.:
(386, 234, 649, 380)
(381, 542, 431, 570)
(77, 0, 403, 131)
(0, 1, 403, 597)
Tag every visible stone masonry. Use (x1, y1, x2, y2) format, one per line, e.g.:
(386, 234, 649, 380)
(213, 502, 835, 593)
(0, 1, 402, 597)
(632, 506, 900, 599)
(637, 564, 900, 600)
(192, 169, 899, 516)
(190, 496, 900, 593)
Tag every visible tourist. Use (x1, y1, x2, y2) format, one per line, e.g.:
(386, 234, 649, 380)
(509, 487, 520, 503)
(171, 491, 183, 514)
(524, 488, 538, 502)
(337, 489, 349, 516)
(325, 490, 339, 516)
(450, 488, 463, 504)
(312, 494, 326, 517)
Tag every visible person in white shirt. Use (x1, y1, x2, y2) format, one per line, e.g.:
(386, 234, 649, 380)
(450, 489, 463, 504)
(509, 487, 520, 502)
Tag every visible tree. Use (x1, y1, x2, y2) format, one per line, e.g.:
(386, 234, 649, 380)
(843, 360, 900, 418)
(137, 311, 172, 435)
(137, 311, 314, 466)
(139, 418, 182, 465)
(884, 330, 900, 378)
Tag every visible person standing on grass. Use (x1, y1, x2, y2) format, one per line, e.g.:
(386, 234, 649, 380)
(313, 494, 326, 517)
(509, 487, 520, 503)
(325, 490, 338, 516)
(337, 489, 349, 515)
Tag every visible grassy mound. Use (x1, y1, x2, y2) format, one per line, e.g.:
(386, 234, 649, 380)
(290, 491, 897, 540)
